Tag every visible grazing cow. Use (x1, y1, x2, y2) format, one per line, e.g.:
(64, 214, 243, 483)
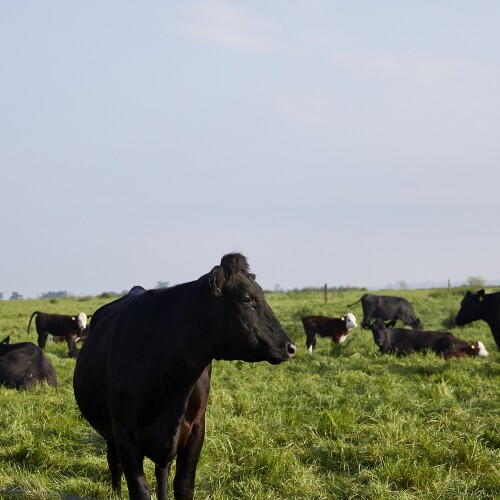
(73, 253, 296, 500)
(443, 341, 488, 360)
(0, 341, 58, 389)
(370, 320, 489, 358)
(348, 293, 422, 330)
(302, 313, 357, 353)
(27, 311, 88, 350)
(455, 289, 500, 350)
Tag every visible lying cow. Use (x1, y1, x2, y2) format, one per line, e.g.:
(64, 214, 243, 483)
(27, 311, 88, 350)
(443, 341, 487, 360)
(73, 252, 296, 500)
(0, 341, 58, 389)
(302, 313, 357, 353)
(348, 293, 422, 330)
(455, 289, 500, 350)
(370, 320, 488, 358)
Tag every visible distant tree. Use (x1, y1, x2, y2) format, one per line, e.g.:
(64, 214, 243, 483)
(40, 290, 69, 299)
(273, 284, 283, 292)
(0, 292, 3, 300)
(9, 292, 23, 300)
(156, 281, 169, 289)
(467, 276, 486, 288)
(398, 280, 408, 290)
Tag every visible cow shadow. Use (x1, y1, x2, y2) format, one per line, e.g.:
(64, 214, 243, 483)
(329, 337, 355, 357)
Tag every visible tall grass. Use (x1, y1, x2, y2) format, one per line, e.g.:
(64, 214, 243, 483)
(0, 289, 498, 499)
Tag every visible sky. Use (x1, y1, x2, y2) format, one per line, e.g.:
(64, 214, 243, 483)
(1, 1, 499, 299)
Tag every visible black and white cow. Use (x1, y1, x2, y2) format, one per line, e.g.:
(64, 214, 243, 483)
(348, 293, 422, 330)
(27, 311, 88, 350)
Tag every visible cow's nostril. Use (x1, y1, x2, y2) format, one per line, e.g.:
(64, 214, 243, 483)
(287, 343, 297, 357)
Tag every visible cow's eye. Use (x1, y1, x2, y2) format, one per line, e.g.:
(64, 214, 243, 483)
(241, 295, 255, 309)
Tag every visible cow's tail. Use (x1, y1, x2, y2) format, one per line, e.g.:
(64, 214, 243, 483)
(27, 311, 40, 334)
(346, 297, 363, 308)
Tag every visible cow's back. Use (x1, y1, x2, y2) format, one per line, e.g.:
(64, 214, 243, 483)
(73, 288, 148, 436)
(0, 343, 57, 389)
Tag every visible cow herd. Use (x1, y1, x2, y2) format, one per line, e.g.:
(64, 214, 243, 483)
(301, 291, 499, 360)
(0, 254, 499, 500)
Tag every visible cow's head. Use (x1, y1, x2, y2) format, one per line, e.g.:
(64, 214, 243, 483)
(411, 317, 423, 330)
(76, 312, 88, 332)
(455, 290, 485, 326)
(209, 253, 296, 364)
(345, 313, 357, 330)
(370, 318, 386, 348)
(471, 340, 489, 357)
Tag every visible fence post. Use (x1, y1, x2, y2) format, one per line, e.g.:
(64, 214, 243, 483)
(324, 283, 328, 303)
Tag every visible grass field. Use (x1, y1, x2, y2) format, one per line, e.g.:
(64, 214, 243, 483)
(0, 288, 498, 499)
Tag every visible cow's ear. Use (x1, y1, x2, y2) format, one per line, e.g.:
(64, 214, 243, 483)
(249, 273, 256, 280)
(209, 266, 225, 296)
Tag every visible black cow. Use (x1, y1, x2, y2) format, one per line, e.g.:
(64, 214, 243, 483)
(73, 253, 296, 500)
(348, 293, 422, 330)
(455, 289, 500, 350)
(0, 341, 58, 389)
(27, 311, 88, 350)
(370, 319, 489, 357)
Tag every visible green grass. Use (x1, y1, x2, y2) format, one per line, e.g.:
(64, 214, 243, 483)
(0, 289, 498, 499)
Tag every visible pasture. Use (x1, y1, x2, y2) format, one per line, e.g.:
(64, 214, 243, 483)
(0, 288, 498, 499)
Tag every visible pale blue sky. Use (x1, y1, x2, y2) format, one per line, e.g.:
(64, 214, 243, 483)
(1, 1, 499, 298)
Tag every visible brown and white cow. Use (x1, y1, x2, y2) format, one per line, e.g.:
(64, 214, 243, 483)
(302, 313, 357, 353)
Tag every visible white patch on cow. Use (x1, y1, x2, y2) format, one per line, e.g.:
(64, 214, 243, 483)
(477, 341, 489, 357)
(307, 345, 313, 354)
(345, 312, 357, 330)
(77, 312, 87, 330)
(338, 334, 347, 343)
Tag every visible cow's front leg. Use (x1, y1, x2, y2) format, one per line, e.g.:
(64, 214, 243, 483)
(155, 461, 172, 500)
(115, 440, 151, 500)
(173, 420, 206, 500)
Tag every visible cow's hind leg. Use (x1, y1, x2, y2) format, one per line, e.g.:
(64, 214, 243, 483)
(106, 439, 123, 494)
(37, 331, 48, 349)
(174, 420, 206, 500)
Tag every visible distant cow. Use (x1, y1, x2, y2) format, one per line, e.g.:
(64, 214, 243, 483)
(302, 313, 357, 353)
(443, 341, 487, 360)
(455, 289, 500, 350)
(370, 320, 488, 358)
(27, 311, 88, 350)
(0, 341, 58, 389)
(73, 253, 296, 500)
(348, 293, 422, 330)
